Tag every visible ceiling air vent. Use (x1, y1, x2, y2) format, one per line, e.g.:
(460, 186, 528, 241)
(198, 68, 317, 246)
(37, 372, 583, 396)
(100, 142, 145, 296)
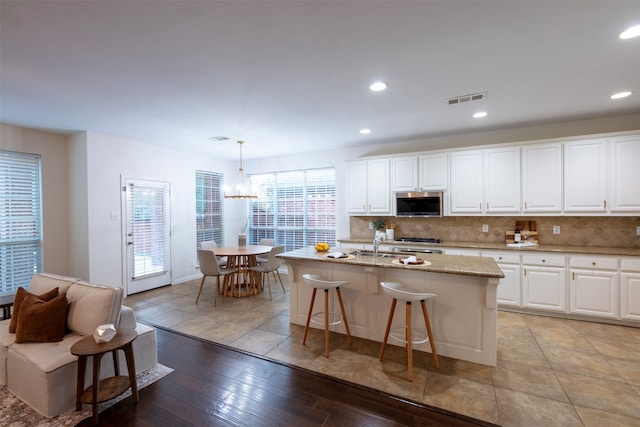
(208, 136, 230, 141)
(447, 92, 487, 105)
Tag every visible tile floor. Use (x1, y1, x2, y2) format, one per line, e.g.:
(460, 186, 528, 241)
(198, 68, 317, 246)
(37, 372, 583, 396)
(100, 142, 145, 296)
(125, 275, 640, 427)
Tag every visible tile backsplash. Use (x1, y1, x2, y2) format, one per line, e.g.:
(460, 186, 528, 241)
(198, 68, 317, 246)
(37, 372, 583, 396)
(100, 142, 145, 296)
(349, 216, 640, 248)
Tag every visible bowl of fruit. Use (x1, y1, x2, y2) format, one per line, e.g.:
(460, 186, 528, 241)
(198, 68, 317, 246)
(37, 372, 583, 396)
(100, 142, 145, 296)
(315, 242, 330, 252)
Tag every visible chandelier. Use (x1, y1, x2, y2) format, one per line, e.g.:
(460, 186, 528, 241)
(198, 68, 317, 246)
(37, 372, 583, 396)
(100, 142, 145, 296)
(224, 140, 257, 199)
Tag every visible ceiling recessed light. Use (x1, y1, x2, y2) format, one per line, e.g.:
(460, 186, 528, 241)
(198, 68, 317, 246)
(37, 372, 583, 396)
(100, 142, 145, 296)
(610, 91, 632, 99)
(473, 112, 488, 118)
(360, 128, 371, 135)
(369, 82, 388, 92)
(619, 24, 640, 39)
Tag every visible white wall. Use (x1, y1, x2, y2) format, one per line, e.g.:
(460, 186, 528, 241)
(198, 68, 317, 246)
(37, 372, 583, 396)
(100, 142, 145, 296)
(82, 131, 240, 287)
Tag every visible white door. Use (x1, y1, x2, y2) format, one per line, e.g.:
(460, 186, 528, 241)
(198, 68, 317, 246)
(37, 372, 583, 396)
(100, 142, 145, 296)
(123, 178, 171, 295)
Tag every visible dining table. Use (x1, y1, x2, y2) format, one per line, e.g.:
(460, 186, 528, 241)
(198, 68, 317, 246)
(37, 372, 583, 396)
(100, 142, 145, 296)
(212, 245, 272, 297)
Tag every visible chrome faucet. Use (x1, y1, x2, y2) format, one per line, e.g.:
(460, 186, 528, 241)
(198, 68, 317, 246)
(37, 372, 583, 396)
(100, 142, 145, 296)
(373, 235, 383, 258)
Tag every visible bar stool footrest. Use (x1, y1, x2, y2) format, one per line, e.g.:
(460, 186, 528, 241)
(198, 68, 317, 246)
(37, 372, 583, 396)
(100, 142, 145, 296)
(310, 311, 343, 327)
(389, 326, 430, 345)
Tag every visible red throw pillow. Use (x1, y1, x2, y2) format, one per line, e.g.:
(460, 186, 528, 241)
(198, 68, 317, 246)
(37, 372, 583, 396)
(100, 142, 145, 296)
(15, 293, 68, 343)
(9, 286, 59, 333)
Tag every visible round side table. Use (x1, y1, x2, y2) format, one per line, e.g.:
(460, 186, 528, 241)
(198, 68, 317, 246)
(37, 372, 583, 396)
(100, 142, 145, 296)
(70, 329, 138, 425)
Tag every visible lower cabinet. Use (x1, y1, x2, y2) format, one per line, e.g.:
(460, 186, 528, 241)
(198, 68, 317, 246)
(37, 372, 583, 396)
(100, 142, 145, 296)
(484, 251, 521, 307)
(569, 256, 619, 319)
(522, 254, 567, 313)
(621, 258, 640, 321)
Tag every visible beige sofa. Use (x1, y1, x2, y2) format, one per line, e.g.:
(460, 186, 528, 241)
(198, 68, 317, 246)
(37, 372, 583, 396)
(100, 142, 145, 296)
(0, 273, 157, 418)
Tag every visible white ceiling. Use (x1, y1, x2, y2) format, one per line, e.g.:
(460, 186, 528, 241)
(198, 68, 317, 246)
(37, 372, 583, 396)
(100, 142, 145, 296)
(1, 1, 639, 160)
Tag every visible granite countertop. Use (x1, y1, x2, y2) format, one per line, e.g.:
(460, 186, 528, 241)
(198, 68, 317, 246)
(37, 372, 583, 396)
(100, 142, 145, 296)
(337, 238, 640, 257)
(278, 246, 505, 279)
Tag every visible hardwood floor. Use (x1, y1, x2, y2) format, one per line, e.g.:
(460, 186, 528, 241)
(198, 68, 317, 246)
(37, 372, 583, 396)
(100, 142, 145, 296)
(81, 326, 498, 426)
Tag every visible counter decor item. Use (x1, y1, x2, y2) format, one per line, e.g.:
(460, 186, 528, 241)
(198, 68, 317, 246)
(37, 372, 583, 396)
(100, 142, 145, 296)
(506, 220, 538, 244)
(93, 323, 116, 343)
(315, 242, 330, 252)
(239, 218, 248, 246)
(385, 222, 396, 241)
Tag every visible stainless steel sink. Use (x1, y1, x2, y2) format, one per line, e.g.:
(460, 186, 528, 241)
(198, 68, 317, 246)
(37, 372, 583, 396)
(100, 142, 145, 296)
(352, 250, 396, 258)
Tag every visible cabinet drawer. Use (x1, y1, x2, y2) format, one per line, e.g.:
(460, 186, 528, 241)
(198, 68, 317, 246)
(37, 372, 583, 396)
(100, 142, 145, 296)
(483, 251, 520, 264)
(621, 258, 640, 272)
(570, 256, 618, 270)
(522, 254, 565, 267)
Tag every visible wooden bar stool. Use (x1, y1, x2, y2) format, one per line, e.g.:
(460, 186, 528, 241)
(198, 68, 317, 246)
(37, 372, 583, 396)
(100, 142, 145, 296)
(379, 281, 439, 381)
(302, 274, 352, 357)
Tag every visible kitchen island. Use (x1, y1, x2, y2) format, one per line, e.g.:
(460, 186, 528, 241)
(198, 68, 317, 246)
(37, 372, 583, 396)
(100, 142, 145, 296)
(278, 246, 505, 366)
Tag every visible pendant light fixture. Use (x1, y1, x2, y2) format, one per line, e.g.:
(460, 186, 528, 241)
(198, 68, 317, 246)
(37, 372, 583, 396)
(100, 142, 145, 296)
(224, 140, 257, 199)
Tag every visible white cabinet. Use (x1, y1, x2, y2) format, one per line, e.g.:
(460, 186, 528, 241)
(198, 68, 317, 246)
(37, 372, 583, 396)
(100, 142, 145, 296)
(569, 255, 619, 319)
(391, 156, 418, 192)
(346, 159, 391, 215)
(392, 153, 448, 192)
(621, 258, 640, 321)
(522, 143, 563, 213)
(449, 147, 520, 214)
(419, 153, 448, 191)
(449, 150, 483, 214)
(485, 147, 521, 213)
(563, 138, 609, 213)
(522, 254, 567, 313)
(484, 251, 521, 307)
(610, 135, 640, 213)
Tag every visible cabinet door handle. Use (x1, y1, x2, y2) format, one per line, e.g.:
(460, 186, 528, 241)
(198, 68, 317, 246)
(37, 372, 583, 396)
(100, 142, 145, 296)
(592, 262, 596, 266)
(572, 272, 575, 280)
(524, 202, 528, 210)
(604, 200, 607, 208)
(541, 259, 546, 263)
(523, 268, 527, 276)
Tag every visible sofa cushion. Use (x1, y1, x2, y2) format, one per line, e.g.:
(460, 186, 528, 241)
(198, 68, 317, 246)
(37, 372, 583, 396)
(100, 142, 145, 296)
(66, 282, 123, 336)
(9, 287, 59, 333)
(15, 293, 68, 343)
(28, 273, 76, 295)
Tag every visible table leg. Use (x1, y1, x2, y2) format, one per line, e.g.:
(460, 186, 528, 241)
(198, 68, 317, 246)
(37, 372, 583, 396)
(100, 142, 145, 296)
(91, 353, 104, 424)
(76, 355, 87, 411)
(123, 343, 139, 403)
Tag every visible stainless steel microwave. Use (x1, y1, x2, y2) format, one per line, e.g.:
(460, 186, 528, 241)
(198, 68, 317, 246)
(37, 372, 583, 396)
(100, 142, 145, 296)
(394, 191, 443, 217)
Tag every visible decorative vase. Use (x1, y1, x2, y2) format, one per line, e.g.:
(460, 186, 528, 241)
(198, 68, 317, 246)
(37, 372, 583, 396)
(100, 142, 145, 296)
(238, 234, 247, 246)
(385, 229, 395, 241)
(375, 230, 386, 241)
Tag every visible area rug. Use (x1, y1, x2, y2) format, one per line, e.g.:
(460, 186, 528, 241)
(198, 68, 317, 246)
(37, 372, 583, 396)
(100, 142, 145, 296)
(0, 363, 174, 427)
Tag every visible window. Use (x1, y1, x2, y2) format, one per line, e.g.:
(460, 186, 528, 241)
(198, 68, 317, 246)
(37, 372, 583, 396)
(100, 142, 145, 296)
(0, 150, 42, 295)
(248, 168, 336, 251)
(196, 170, 224, 248)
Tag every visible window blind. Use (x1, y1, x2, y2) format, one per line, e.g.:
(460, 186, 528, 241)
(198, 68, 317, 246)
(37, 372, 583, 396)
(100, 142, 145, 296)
(196, 170, 224, 247)
(0, 150, 42, 295)
(249, 168, 336, 251)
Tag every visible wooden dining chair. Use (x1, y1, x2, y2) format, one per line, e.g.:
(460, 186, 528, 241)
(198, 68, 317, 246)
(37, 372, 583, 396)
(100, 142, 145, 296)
(196, 250, 236, 306)
(248, 246, 285, 300)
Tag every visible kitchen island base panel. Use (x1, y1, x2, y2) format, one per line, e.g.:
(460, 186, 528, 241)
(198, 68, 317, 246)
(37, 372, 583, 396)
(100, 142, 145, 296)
(284, 259, 498, 366)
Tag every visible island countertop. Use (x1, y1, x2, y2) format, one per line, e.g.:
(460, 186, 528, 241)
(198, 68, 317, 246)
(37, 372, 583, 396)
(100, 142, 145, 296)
(278, 246, 505, 279)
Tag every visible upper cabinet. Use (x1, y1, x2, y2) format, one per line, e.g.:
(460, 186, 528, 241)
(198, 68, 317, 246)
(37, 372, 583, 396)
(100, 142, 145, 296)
(563, 138, 609, 213)
(346, 158, 391, 215)
(449, 147, 520, 215)
(610, 135, 640, 213)
(522, 143, 563, 213)
(392, 153, 448, 192)
(391, 156, 419, 192)
(347, 130, 639, 217)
